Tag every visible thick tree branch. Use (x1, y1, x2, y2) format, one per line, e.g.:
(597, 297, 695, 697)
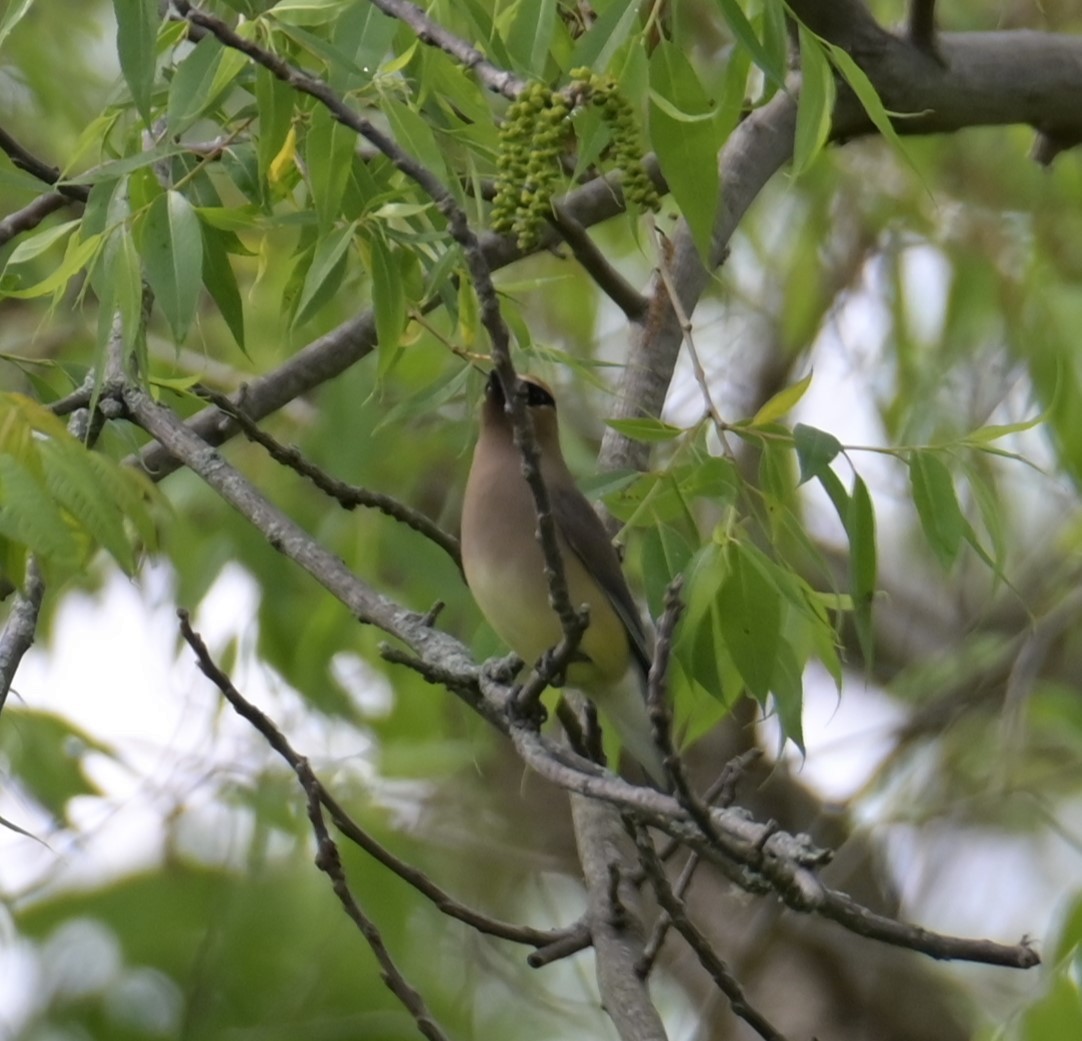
(0, 193, 70, 248)
(571, 797, 668, 1041)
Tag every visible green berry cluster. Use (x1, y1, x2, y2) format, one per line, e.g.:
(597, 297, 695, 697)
(491, 82, 569, 250)
(491, 71, 659, 250)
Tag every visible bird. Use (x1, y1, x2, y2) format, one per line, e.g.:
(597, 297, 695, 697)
(461, 369, 666, 785)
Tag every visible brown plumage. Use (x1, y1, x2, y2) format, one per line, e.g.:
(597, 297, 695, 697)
(461, 371, 664, 783)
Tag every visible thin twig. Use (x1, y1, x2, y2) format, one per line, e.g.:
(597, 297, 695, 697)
(646, 577, 721, 844)
(365, 0, 527, 99)
(177, 610, 573, 953)
(547, 203, 648, 321)
(633, 827, 791, 1041)
(194, 386, 463, 570)
(0, 126, 89, 201)
(651, 223, 727, 432)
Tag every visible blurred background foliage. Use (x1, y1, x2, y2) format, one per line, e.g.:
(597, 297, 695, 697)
(1, 0, 1082, 1039)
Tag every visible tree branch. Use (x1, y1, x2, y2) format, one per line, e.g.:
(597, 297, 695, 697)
(365, 0, 527, 98)
(633, 828, 790, 1041)
(194, 386, 463, 571)
(0, 560, 44, 717)
(547, 203, 649, 322)
(0, 192, 71, 248)
(571, 796, 668, 1041)
(177, 610, 577, 954)
(0, 126, 90, 201)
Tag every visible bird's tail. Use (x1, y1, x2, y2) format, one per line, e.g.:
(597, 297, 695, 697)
(590, 670, 668, 788)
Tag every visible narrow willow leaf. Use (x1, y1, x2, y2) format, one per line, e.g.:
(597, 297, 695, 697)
(648, 40, 719, 262)
(382, 96, 449, 187)
(293, 222, 356, 328)
(256, 66, 295, 184)
(716, 542, 781, 700)
(751, 371, 813, 425)
(40, 441, 135, 572)
(794, 422, 842, 484)
(200, 222, 246, 351)
(570, 0, 641, 73)
(167, 35, 224, 136)
(604, 417, 685, 442)
(792, 26, 835, 176)
(826, 43, 915, 173)
(506, 0, 555, 73)
(370, 233, 406, 376)
(105, 227, 144, 355)
(964, 413, 1045, 443)
(771, 640, 805, 752)
(114, 0, 158, 125)
(848, 475, 876, 665)
(5, 220, 80, 266)
(268, 0, 353, 27)
(909, 450, 965, 569)
(711, 0, 785, 87)
(0, 0, 34, 54)
(2, 232, 102, 300)
(0, 455, 82, 568)
(306, 106, 354, 228)
(141, 190, 203, 342)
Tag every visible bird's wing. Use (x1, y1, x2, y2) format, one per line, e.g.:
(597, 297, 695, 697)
(549, 482, 653, 677)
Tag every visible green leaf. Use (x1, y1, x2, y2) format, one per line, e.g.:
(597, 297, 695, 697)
(102, 227, 144, 356)
(604, 417, 685, 442)
(141, 190, 204, 342)
(711, 0, 785, 88)
(114, 0, 158, 125)
(255, 66, 296, 186)
(964, 413, 1045, 443)
(1, 232, 102, 300)
(848, 475, 876, 665)
(5, 219, 80, 266)
(648, 40, 719, 262)
(771, 640, 805, 752)
(200, 222, 246, 350)
(792, 26, 835, 176)
(506, 0, 555, 73)
(39, 441, 135, 572)
(909, 450, 965, 569)
(715, 542, 781, 700)
(0, 0, 34, 54)
(751, 371, 813, 425)
(370, 232, 406, 376)
(0, 455, 82, 569)
(0, 709, 110, 821)
(382, 95, 450, 190)
(167, 34, 224, 136)
(268, 0, 353, 27)
(794, 422, 842, 484)
(294, 221, 356, 328)
(570, 0, 642, 73)
(305, 105, 355, 228)
(825, 42, 915, 173)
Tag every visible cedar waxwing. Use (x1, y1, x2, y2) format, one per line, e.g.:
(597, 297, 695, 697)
(461, 370, 665, 785)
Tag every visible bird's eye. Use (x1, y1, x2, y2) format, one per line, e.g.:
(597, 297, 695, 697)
(525, 382, 555, 408)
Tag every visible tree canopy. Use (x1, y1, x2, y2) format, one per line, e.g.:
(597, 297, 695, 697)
(1, 1, 1082, 1039)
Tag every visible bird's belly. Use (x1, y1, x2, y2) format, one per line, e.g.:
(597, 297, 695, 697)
(464, 544, 629, 685)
